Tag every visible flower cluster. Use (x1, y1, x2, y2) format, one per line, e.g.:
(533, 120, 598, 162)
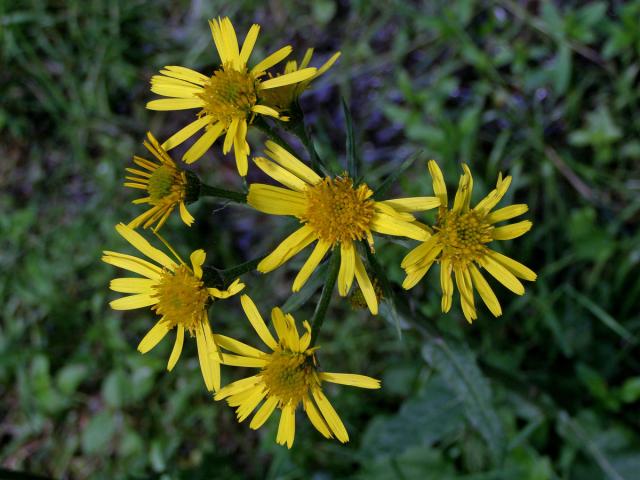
(103, 16, 536, 448)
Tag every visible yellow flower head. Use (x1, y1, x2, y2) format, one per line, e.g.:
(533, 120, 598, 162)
(261, 48, 341, 113)
(125, 132, 194, 232)
(214, 295, 380, 448)
(146, 17, 318, 176)
(246, 141, 440, 315)
(401, 160, 537, 322)
(102, 223, 245, 391)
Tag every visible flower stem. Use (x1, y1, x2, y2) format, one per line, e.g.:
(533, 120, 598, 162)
(252, 116, 300, 157)
(199, 184, 247, 204)
(310, 248, 341, 347)
(202, 255, 265, 289)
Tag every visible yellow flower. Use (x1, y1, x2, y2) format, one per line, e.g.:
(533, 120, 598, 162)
(401, 160, 537, 322)
(147, 17, 318, 176)
(125, 132, 194, 232)
(246, 141, 440, 315)
(102, 223, 245, 391)
(214, 295, 380, 448)
(261, 48, 341, 113)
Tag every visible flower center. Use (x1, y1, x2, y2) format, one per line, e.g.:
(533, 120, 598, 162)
(152, 265, 209, 335)
(436, 210, 493, 266)
(300, 176, 375, 245)
(261, 350, 316, 405)
(198, 66, 257, 125)
(148, 165, 178, 201)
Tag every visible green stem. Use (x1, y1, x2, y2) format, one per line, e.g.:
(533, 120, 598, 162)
(252, 116, 299, 157)
(199, 184, 247, 204)
(290, 117, 321, 173)
(202, 256, 265, 289)
(310, 248, 341, 347)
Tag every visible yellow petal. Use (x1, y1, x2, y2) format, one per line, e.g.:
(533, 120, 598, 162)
(486, 204, 528, 224)
(162, 116, 210, 151)
(150, 82, 201, 98)
(320, 372, 381, 389)
(312, 388, 348, 443)
(215, 375, 262, 401)
(338, 243, 356, 296)
(401, 234, 439, 269)
(189, 249, 206, 279)
(247, 184, 307, 216)
(276, 403, 296, 449)
(102, 251, 162, 279)
(454, 267, 476, 323)
(240, 295, 278, 350)
(252, 104, 281, 118)
(213, 334, 264, 358)
(481, 255, 525, 295)
(428, 160, 448, 207)
(251, 45, 292, 74)
(179, 202, 195, 226)
(183, 123, 225, 164)
(137, 320, 170, 353)
(158, 66, 208, 85)
(440, 260, 454, 312)
(260, 68, 317, 89)
(110, 293, 157, 310)
(223, 117, 239, 154)
(292, 240, 331, 292)
(468, 264, 502, 317)
(370, 212, 429, 241)
(209, 278, 245, 299)
(316, 51, 341, 77)
(220, 353, 266, 368)
(303, 396, 332, 439)
(109, 277, 156, 294)
(234, 119, 249, 176)
(209, 18, 229, 65)
(167, 325, 184, 371)
(474, 175, 512, 214)
(220, 17, 240, 68)
(486, 250, 537, 281)
(115, 223, 176, 269)
(452, 164, 473, 213)
(239, 24, 260, 66)
(381, 196, 440, 212)
(254, 156, 308, 192)
(257, 226, 317, 273)
(492, 220, 532, 240)
(236, 388, 267, 422)
(146, 98, 203, 110)
(354, 254, 378, 315)
(250, 395, 279, 430)
(264, 140, 321, 185)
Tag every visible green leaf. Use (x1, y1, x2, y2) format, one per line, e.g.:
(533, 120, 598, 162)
(56, 364, 88, 395)
(554, 43, 572, 95)
(281, 261, 328, 312)
(422, 339, 505, 464)
(102, 369, 129, 409)
(342, 97, 358, 178)
(373, 149, 423, 200)
(82, 411, 116, 454)
(360, 374, 465, 459)
(619, 377, 640, 403)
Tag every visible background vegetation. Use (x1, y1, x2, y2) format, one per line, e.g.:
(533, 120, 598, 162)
(2, 0, 639, 478)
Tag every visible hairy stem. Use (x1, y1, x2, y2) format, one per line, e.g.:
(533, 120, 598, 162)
(199, 184, 247, 204)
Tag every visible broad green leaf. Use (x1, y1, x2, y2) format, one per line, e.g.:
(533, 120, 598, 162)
(422, 339, 505, 464)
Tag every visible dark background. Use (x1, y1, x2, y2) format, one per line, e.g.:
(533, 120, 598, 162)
(1, 0, 639, 478)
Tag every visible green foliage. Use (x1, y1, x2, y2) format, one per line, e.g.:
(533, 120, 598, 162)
(2, 0, 640, 479)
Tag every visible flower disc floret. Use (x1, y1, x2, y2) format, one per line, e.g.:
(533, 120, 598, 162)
(198, 67, 258, 124)
(262, 350, 317, 405)
(153, 265, 209, 335)
(436, 209, 493, 267)
(300, 176, 375, 244)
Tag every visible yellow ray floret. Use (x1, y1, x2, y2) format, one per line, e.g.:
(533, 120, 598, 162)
(214, 295, 380, 448)
(125, 132, 195, 232)
(102, 223, 245, 391)
(246, 141, 440, 315)
(146, 17, 318, 176)
(261, 48, 341, 113)
(401, 160, 537, 322)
